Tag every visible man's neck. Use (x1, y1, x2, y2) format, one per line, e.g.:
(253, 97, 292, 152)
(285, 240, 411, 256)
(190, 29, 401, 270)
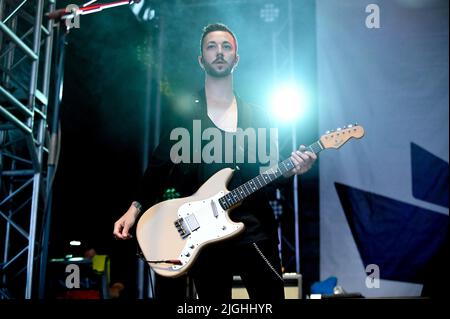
(205, 75, 234, 107)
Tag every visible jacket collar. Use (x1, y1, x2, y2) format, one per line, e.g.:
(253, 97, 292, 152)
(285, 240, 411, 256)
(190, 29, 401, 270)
(193, 88, 248, 127)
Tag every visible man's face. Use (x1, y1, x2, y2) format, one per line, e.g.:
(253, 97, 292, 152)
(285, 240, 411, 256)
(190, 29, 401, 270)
(199, 31, 239, 78)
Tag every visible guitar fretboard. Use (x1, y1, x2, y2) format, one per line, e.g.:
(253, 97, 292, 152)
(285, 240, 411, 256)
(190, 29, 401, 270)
(218, 141, 323, 210)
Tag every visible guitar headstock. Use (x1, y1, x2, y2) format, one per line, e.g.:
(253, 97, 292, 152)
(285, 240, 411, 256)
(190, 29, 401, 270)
(320, 124, 365, 149)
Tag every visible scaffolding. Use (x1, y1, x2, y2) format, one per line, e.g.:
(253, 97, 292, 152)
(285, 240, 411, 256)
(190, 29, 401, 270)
(0, 0, 55, 299)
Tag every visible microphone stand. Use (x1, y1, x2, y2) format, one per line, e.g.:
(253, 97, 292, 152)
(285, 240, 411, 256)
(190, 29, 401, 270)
(38, 0, 138, 299)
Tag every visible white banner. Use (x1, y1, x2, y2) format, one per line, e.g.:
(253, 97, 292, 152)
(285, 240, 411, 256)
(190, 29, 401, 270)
(317, 0, 448, 297)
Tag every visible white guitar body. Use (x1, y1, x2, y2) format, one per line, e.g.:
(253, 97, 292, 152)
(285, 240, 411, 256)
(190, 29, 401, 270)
(136, 124, 365, 278)
(136, 168, 244, 278)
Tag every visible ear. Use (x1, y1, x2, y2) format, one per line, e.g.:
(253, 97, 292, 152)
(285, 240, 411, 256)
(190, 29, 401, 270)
(198, 55, 205, 69)
(232, 54, 240, 69)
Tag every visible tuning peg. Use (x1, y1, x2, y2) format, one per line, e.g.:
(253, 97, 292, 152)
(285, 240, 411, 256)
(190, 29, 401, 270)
(337, 127, 341, 131)
(348, 124, 353, 128)
(325, 130, 330, 134)
(343, 125, 347, 129)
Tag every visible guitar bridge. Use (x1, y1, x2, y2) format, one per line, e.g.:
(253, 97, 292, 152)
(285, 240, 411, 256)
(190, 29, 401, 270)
(174, 214, 200, 239)
(174, 218, 191, 239)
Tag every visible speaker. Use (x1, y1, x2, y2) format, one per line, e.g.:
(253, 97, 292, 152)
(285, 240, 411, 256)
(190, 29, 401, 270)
(232, 273, 302, 299)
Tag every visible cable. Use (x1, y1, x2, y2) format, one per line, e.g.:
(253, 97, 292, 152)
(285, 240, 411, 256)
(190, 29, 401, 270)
(253, 242, 284, 282)
(146, 260, 155, 299)
(136, 251, 182, 265)
(135, 250, 162, 298)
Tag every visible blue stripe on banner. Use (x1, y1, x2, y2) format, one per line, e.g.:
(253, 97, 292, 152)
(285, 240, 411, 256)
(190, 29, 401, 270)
(411, 142, 449, 208)
(335, 182, 448, 284)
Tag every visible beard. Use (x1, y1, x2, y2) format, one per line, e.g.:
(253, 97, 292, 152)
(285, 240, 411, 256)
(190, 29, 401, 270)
(202, 58, 236, 78)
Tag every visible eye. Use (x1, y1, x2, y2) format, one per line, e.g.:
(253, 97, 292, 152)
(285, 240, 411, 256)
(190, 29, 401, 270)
(206, 43, 216, 49)
(223, 43, 232, 50)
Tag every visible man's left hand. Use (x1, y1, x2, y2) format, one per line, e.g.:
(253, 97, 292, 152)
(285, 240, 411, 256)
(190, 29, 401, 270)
(285, 145, 317, 177)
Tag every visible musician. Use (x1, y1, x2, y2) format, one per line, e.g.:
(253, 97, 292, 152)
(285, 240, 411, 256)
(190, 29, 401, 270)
(113, 23, 316, 300)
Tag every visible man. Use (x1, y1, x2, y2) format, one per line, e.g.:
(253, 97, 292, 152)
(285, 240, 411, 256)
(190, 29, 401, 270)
(113, 23, 316, 300)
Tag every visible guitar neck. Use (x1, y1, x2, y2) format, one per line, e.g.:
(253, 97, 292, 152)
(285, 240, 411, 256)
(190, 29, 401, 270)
(218, 140, 324, 210)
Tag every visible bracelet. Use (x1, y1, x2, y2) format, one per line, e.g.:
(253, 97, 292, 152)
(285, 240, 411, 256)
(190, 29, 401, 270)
(132, 201, 142, 213)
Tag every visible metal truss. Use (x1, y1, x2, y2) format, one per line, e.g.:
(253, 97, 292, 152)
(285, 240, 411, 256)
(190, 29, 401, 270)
(0, 0, 55, 299)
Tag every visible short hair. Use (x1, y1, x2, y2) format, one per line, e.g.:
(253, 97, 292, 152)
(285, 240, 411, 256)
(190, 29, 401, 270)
(199, 23, 238, 54)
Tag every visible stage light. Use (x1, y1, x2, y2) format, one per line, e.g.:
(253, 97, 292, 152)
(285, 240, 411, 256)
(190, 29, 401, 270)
(260, 3, 279, 23)
(270, 84, 307, 122)
(69, 240, 81, 246)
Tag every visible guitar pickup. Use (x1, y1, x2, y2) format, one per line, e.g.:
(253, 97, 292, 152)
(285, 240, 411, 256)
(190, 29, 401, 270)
(185, 214, 200, 232)
(211, 200, 219, 218)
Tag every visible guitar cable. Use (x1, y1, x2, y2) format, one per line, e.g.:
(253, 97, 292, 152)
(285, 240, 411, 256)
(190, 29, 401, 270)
(136, 251, 182, 265)
(136, 248, 155, 298)
(136, 249, 186, 299)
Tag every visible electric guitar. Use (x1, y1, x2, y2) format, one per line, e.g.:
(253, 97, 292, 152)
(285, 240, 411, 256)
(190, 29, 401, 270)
(136, 124, 365, 278)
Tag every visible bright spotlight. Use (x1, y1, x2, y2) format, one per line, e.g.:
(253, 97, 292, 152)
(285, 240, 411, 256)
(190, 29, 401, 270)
(270, 85, 307, 122)
(69, 240, 81, 246)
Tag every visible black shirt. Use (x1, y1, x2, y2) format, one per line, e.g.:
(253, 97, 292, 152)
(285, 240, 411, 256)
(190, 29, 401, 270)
(136, 89, 286, 244)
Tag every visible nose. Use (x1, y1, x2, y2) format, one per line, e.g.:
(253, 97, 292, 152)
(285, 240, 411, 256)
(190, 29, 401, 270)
(217, 45, 224, 55)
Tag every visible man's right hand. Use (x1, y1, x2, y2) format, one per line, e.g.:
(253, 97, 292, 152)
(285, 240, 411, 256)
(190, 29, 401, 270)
(113, 202, 141, 240)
